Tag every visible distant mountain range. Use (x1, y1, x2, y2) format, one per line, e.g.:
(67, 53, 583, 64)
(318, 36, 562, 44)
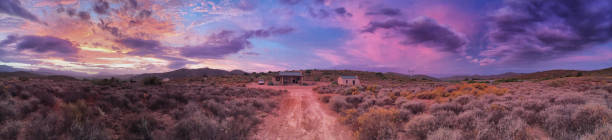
(130, 68, 246, 80)
(0, 65, 22, 72)
(442, 72, 523, 81)
(1, 65, 611, 81)
(442, 67, 612, 81)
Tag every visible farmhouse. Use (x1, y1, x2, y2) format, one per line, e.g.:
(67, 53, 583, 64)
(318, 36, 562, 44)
(276, 71, 303, 85)
(338, 75, 360, 86)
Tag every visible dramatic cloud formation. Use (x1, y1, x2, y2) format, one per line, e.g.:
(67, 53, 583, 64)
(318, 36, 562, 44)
(116, 38, 165, 56)
(482, 0, 612, 64)
(1, 35, 78, 55)
(93, 0, 110, 15)
(181, 27, 294, 59)
(366, 8, 402, 16)
(364, 17, 468, 53)
(0, 0, 39, 22)
(0, 0, 610, 76)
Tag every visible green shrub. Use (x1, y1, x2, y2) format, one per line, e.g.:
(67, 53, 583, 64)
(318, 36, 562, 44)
(143, 77, 162, 86)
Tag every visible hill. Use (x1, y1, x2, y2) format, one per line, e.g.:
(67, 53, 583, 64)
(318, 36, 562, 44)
(0, 71, 78, 81)
(296, 69, 439, 84)
(0, 65, 23, 72)
(443, 66, 612, 81)
(131, 68, 246, 80)
(0, 71, 41, 78)
(515, 67, 612, 80)
(442, 72, 522, 81)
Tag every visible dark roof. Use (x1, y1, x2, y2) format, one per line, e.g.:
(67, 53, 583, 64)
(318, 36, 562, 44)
(279, 72, 302, 76)
(340, 76, 357, 79)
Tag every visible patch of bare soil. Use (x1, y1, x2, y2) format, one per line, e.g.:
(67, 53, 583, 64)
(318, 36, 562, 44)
(249, 83, 353, 140)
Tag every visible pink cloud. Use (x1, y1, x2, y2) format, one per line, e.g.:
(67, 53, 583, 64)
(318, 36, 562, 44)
(415, 2, 480, 36)
(314, 49, 349, 65)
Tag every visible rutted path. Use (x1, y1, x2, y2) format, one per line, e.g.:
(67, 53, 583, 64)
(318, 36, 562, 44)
(249, 83, 353, 140)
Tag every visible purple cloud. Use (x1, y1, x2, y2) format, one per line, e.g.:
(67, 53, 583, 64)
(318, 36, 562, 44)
(1, 35, 78, 54)
(0, 35, 79, 62)
(67, 8, 76, 17)
(279, 0, 301, 5)
(117, 38, 198, 69)
(244, 27, 294, 38)
(308, 7, 330, 18)
(367, 8, 402, 16)
(181, 27, 294, 59)
(78, 11, 91, 20)
(364, 17, 467, 53)
(236, 0, 257, 11)
(0, 0, 39, 22)
(93, 0, 110, 14)
(137, 10, 152, 19)
(334, 7, 352, 17)
(116, 38, 164, 56)
(157, 56, 195, 69)
(180, 31, 251, 59)
(126, 0, 138, 8)
(482, 0, 612, 64)
(98, 19, 122, 37)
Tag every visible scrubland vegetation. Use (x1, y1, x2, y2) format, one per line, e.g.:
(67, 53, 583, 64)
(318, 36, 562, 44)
(315, 77, 612, 140)
(0, 76, 284, 140)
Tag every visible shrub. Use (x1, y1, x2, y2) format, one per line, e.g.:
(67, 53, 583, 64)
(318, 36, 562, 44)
(580, 125, 612, 140)
(320, 95, 331, 103)
(401, 101, 426, 114)
(405, 114, 437, 139)
(126, 114, 159, 140)
(430, 103, 463, 114)
(69, 121, 109, 140)
(143, 77, 162, 86)
(454, 110, 482, 132)
(572, 104, 611, 134)
(476, 116, 529, 140)
(339, 109, 360, 129)
(92, 77, 122, 86)
(356, 108, 399, 140)
(26, 113, 65, 140)
(427, 128, 463, 140)
(521, 99, 549, 112)
(0, 121, 21, 139)
(173, 114, 219, 140)
(32, 92, 56, 107)
(453, 95, 474, 105)
(554, 94, 586, 105)
(202, 99, 228, 117)
(345, 95, 363, 105)
(331, 96, 348, 112)
(398, 109, 414, 122)
(433, 111, 457, 128)
(0, 105, 15, 124)
(223, 115, 261, 139)
(376, 96, 394, 106)
(148, 96, 177, 111)
(541, 105, 579, 139)
(511, 108, 543, 125)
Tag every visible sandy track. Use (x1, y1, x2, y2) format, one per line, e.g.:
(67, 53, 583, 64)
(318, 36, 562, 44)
(249, 84, 353, 140)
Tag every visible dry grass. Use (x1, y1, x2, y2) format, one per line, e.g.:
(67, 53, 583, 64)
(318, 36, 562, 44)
(0, 76, 284, 139)
(406, 83, 508, 102)
(315, 77, 612, 140)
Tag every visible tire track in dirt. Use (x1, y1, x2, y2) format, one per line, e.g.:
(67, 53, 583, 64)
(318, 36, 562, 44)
(249, 84, 353, 140)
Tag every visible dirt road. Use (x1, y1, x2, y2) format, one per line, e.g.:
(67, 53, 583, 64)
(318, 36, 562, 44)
(249, 83, 353, 140)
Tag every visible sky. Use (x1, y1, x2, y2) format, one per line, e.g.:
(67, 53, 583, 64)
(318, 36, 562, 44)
(0, 0, 611, 77)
